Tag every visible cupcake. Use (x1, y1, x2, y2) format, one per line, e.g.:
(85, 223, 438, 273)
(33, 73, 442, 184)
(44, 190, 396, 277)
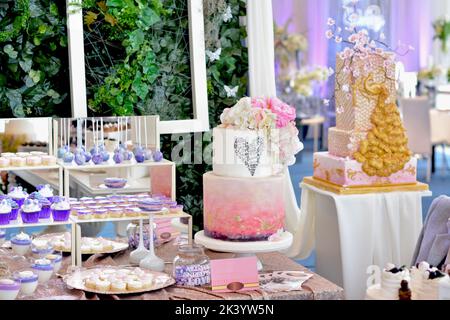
(109, 208, 123, 218)
(0, 279, 21, 300)
(31, 239, 53, 258)
(50, 197, 71, 222)
(77, 210, 93, 220)
(169, 204, 183, 214)
(1, 152, 15, 158)
(41, 155, 57, 166)
(20, 199, 41, 224)
(0, 157, 10, 168)
(37, 184, 54, 202)
(8, 186, 28, 207)
(30, 151, 46, 156)
(16, 152, 30, 158)
(14, 271, 38, 296)
(6, 198, 19, 221)
(0, 199, 12, 225)
(11, 232, 32, 256)
(45, 253, 62, 273)
(71, 206, 86, 216)
(93, 209, 108, 219)
(10, 157, 26, 167)
(38, 198, 52, 219)
(31, 258, 53, 283)
(26, 156, 42, 166)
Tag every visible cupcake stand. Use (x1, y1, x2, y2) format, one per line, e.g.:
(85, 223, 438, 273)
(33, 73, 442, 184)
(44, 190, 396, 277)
(195, 231, 293, 271)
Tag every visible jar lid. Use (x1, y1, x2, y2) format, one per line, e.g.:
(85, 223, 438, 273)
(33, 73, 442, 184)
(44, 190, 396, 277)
(178, 244, 205, 255)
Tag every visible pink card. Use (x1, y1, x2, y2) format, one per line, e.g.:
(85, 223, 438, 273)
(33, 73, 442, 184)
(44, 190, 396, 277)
(210, 257, 259, 292)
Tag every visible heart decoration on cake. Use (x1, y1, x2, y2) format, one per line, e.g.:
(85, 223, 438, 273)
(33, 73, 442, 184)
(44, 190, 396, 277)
(234, 137, 264, 176)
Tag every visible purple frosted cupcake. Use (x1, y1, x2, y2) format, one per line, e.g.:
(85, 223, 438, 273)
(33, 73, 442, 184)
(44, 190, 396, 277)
(0, 199, 11, 225)
(51, 197, 71, 221)
(7, 186, 28, 208)
(21, 199, 41, 224)
(38, 198, 52, 219)
(37, 184, 55, 203)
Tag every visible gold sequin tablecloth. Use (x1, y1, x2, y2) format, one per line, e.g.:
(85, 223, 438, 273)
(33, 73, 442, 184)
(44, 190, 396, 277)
(1, 243, 344, 300)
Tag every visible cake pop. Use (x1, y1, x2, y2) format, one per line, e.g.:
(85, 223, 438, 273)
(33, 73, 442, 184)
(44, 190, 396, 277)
(63, 119, 74, 163)
(74, 151, 86, 165)
(153, 150, 163, 162)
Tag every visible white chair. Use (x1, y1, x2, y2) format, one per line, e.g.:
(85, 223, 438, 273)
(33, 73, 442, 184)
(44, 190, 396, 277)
(400, 97, 432, 182)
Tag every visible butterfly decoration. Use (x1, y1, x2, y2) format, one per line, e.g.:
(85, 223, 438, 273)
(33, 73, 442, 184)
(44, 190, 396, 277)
(224, 85, 238, 98)
(223, 6, 232, 22)
(234, 136, 265, 176)
(206, 48, 221, 62)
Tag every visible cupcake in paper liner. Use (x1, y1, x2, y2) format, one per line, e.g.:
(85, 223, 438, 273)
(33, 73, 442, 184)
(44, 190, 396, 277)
(21, 199, 41, 224)
(8, 186, 28, 207)
(36, 184, 55, 203)
(0, 199, 11, 225)
(51, 197, 71, 221)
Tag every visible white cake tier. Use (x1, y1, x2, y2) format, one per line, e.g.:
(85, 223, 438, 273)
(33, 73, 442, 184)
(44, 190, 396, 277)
(212, 127, 280, 178)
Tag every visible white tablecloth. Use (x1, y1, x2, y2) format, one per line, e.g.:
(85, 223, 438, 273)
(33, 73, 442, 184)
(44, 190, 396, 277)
(285, 183, 431, 299)
(430, 109, 450, 145)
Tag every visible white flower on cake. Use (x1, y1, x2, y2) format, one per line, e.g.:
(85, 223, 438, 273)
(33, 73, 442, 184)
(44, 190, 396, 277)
(219, 97, 303, 166)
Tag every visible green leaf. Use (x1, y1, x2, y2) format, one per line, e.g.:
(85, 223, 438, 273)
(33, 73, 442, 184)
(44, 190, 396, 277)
(29, 70, 41, 84)
(132, 71, 148, 100)
(3, 45, 18, 59)
(19, 58, 32, 72)
(46, 89, 60, 99)
(5, 89, 24, 117)
(139, 7, 160, 29)
(106, 0, 122, 7)
(126, 29, 145, 52)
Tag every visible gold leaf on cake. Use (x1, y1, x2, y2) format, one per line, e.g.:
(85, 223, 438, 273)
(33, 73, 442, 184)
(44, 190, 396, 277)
(260, 221, 273, 231)
(313, 159, 320, 170)
(405, 165, 416, 176)
(335, 169, 344, 177)
(325, 170, 331, 181)
(347, 169, 358, 180)
(352, 74, 412, 177)
(234, 215, 242, 222)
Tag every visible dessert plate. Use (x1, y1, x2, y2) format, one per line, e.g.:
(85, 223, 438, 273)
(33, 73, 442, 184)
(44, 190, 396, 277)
(63, 266, 175, 295)
(37, 233, 129, 255)
(98, 183, 130, 190)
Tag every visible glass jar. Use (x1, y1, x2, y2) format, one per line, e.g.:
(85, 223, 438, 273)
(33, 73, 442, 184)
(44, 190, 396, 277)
(173, 244, 210, 286)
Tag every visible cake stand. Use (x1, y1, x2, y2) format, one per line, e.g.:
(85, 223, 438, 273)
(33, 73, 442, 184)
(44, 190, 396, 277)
(194, 231, 293, 271)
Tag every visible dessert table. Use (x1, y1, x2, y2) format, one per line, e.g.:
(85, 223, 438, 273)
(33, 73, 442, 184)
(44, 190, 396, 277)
(288, 182, 431, 300)
(2, 242, 343, 300)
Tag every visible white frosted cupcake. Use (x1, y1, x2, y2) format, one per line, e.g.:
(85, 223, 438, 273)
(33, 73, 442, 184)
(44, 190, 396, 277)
(26, 156, 42, 166)
(50, 197, 71, 221)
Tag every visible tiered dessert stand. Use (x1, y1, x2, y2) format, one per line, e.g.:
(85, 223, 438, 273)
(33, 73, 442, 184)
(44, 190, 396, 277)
(195, 231, 293, 271)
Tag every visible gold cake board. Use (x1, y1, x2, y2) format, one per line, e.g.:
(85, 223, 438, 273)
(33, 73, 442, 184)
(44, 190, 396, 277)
(302, 177, 429, 195)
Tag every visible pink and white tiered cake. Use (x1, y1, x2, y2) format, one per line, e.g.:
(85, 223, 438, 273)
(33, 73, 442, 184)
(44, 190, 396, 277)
(313, 30, 418, 188)
(203, 97, 303, 241)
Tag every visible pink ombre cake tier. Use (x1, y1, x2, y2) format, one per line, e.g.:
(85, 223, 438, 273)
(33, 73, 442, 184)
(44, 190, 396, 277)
(313, 152, 417, 187)
(203, 172, 285, 241)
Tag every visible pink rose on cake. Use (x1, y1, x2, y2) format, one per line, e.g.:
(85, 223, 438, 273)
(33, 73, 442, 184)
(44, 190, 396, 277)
(251, 97, 296, 128)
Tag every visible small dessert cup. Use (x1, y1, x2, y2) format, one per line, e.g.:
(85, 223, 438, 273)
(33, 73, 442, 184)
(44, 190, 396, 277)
(93, 209, 108, 219)
(77, 210, 93, 220)
(45, 253, 62, 273)
(108, 208, 123, 218)
(31, 239, 53, 258)
(0, 279, 21, 300)
(14, 271, 39, 296)
(31, 259, 54, 284)
(11, 232, 32, 256)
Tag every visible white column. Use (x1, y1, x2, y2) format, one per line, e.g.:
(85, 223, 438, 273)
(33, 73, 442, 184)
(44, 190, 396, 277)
(247, 0, 277, 96)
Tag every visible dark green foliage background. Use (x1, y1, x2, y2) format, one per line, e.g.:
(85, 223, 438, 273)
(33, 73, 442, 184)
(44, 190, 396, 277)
(0, 0, 70, 117)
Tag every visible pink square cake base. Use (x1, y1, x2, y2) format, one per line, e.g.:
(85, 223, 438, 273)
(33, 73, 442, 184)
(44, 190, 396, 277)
(313, 152, 417, 187)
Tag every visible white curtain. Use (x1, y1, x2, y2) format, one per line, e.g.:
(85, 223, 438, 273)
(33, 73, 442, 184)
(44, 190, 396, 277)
(247, 0, 302, 256)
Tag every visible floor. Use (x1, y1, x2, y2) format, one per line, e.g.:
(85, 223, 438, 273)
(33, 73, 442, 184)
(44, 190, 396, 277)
(291, 140, 450, 270)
